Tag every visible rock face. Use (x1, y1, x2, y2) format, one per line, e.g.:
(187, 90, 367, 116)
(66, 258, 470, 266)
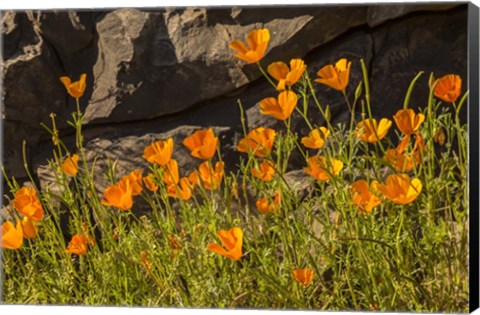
(85, 6, 368, 124)
(1, 4, 468, 196)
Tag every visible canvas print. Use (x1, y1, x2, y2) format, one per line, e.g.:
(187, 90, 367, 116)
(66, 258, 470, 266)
(0, 2, 477, 312)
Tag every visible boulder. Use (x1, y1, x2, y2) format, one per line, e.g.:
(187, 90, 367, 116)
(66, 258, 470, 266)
(1, 4, 468, 191)
(84, 6, 368, 124)
(369, 7, 468, 119)
(366, 3, 460, 27)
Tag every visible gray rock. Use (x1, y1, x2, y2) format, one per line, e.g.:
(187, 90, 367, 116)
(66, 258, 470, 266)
(32, 123, 232, 215)
(369, 8, 467, 120)
(84, 6, 367, 124)
(1, 4, 468, 191)
(367, 3, 461, 27)
(2, 11, 98, 179)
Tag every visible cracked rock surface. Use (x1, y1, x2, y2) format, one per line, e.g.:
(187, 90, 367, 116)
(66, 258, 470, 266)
(1, 4, 467, 197)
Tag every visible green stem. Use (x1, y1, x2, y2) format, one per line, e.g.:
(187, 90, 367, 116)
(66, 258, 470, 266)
(342, 90, 353, 114)
(395, 208, 405, 264)
(305, 73, 333, 130)
(257, 62, 277, 89)
(345, 90, 356, 176)
(360, 59, 386, 155)
(295, 106, 314, 130)
(454, 102, 466, 178)
(403, 72, 424, 110)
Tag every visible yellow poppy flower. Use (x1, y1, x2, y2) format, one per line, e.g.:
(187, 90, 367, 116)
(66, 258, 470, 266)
(259, 90, 298, 121)
(377, 174, 422, 205)
(267, 59, 306, 90)
(207, 227, 243, 260)
(60, 73, 87, 99)
(315, 58, 351, 91)
(434, 74, 462, 103)
(229, 29, 270, 64)
(356, 118, 392, 143)
(301, 127, 330, 149)
(183, 128, 219, 160)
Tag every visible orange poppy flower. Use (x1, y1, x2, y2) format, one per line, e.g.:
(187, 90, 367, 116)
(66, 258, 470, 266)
(385, 132, 425, 172)
(231, 182, 240, 200)
(351, 180, 381, 215)
(301, 127, 330, 149)
(384, 149, 419, 173)
(393, 109, 425, 135)
(140, 251, 151, 272)
(81, 223, 95, 246)
(356, 118, 392, 143)
(143, 173, 158, 192)
(188, 170, 200, 188)
(304, 156, 343, 181)
(229, 29, 270, 64)
(120, 169, 143, 196)
(252, 160, 276, 182)
(207, 227, 243, 260)
(315, 58, 351, 91)
(256, 191, 281, 214)
(292, 268, 314, 287)
(267, 59, 306, 91)
(60, 73, 87, 99)
(13, 187, 44, 221)
(183, 128, 218, 160)
(101, 180, 134, 211)
(259, 90, 298, 121)
(60, 154, 79, 176)
(196, 161, 224, 190)
(65, 234, 89, 255)
(168, 234, 182, 259)
(396, 133, 411, 154)
(143, 138, 174, 166)
(237, 127, 276, 158)
(167, 177, 193, 200)
(163, 159, 180, 186)
(22, 217, 38, 239)
(434, 74, 462, 103)
(377, 174, 422, 205)
(1, 220, 23, 249)
(413, 132, 426, 154)
(434, 128, 446, 146)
